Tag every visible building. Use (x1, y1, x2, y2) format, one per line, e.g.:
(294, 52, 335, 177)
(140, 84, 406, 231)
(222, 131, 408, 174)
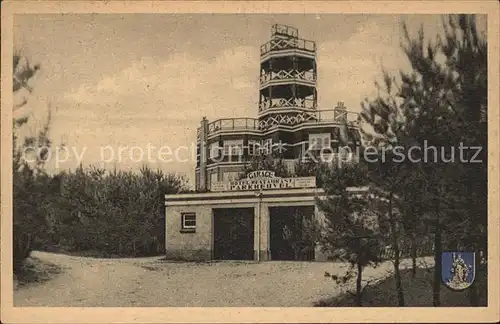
(195, 24, 361, 191)
(165, 24, 363, 262)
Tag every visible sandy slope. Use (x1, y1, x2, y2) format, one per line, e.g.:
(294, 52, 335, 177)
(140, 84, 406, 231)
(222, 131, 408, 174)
(14, 251, 434, 307)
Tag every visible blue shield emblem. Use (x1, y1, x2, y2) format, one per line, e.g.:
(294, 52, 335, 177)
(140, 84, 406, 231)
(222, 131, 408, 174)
(441, 252, 475, 291)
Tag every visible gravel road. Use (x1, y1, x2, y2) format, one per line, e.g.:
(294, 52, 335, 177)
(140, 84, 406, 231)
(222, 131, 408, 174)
(14, 251, 433, 307)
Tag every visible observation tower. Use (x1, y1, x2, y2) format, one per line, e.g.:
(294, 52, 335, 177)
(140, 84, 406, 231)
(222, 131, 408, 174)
(258, 24, 318, 129)
(195, 24, 361, 191)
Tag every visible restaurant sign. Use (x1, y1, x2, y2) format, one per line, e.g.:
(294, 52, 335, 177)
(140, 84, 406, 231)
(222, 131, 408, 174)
(211, 170, 316, 192)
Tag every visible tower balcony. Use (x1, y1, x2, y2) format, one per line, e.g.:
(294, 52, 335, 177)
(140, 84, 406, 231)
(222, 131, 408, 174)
(311, 109, 361, 125)
(259, 97, 317, 112)
(271, 24, 299, 39)
(200, 109, 360, 137)
(258, 109, 360, 130)
(259, 69, 316, 89)
(260, 37, 316, 60)
(207, 118, 260, 136)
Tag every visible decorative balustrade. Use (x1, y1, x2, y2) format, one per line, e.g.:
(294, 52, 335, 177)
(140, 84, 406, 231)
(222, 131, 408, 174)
(259, 70, 316, 85)
(203, 110, 360, 136)
(260, 38, 316, 56)
(315, 109, 360, 124)
(259, 98, 316, 111)
(207, 118, 259, 135)
(258, 111, 316, 129)
(271, 24, 298, 38)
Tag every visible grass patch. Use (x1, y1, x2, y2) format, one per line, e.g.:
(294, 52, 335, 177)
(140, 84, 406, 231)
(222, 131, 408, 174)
(315, 266, 487, 307)
(14, 256, 65, 289)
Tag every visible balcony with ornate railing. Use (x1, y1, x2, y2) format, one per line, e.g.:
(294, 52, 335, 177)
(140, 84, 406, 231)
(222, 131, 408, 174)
(271, 24, 298, 39)
(260, 37, 316, 56)
(259, 70, 316, 88)
(313, 109, 361, 125)
(259, 98, 317, 112)
(207, 118, 260, 135)
(202, 109, 360, 136)
(258, 110, 360, 130)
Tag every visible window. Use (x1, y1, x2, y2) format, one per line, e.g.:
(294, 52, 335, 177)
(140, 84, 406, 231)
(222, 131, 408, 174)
(248, 140, 261, 155)
(261, 138, 273, 155)
(181, 213, 196, 232)
(309, 133, 331, 150)
(209, 142, 220, 159)
(223, 139, 243, 156)
(223, 171, 240, 182)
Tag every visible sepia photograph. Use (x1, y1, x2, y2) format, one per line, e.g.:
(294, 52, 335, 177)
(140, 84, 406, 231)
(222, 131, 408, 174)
(1, 1, 499, 323)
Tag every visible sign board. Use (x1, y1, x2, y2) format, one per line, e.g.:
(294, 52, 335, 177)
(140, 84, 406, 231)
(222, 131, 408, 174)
(211, 170, 316, 192)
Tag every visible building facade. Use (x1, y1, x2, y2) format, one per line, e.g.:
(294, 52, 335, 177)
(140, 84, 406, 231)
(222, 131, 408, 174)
(195, 24, 361, 191)
(165, 24, 363, 262)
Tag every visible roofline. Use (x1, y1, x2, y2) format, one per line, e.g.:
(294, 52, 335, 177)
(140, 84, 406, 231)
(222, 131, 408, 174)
(165, 186, 370, 202)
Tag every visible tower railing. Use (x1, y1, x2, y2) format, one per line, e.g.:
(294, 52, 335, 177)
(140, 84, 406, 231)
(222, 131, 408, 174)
(259, 98, 317, 112)
(207, 118, 260, 135)
(271, 24, 298, 38)
(259, 70, 316, 85)
(203, 110, 360, 136)
(314, 109, 360, 124)
(260, 38, 316, 56)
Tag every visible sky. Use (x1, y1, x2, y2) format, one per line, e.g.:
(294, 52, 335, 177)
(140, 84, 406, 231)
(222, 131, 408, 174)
(13, 14, 487, 187)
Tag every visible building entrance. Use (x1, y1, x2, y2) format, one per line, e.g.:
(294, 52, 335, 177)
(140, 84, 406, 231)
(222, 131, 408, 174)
(213, 207, 255, 260)
(269, 206, 315, 261)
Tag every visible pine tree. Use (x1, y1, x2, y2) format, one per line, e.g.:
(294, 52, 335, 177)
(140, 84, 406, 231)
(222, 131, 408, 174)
(317, 164, 382, 306)
(361, 14, 487, 306)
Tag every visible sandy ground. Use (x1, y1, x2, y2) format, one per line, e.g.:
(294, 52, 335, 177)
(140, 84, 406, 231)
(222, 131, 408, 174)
(14, 251, 434, 307)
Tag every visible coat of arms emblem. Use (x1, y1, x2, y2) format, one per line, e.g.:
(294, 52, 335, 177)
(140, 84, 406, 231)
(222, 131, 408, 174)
(441, 252, 475, 291)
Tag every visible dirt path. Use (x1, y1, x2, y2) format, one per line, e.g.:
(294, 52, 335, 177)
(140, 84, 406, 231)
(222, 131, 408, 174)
(14, 251, 434, 307)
